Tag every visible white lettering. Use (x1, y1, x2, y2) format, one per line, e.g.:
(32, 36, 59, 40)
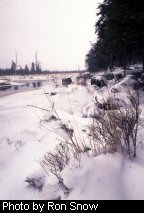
(70, 202, 98, 211)
(48, 202, 66, 211)
(70, 202, 77, 210)
(48, 202, 55, 210)
(3, 202, 29, 211)
(89, 204, 99, 210)
(3, 202, 8, 210)
(33, 202, 44, 212)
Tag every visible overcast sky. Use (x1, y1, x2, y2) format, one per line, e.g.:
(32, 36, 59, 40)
(0, 0, 101, 71)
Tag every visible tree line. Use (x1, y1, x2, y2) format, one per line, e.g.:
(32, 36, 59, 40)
(0, 61, 41, 75)
(86, 0, 144, 73)
(0, 51, 42, 75)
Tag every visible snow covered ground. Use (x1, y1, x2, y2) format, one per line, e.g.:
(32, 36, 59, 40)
(0, 72, 144, 200)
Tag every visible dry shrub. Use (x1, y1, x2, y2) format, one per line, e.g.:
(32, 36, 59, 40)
(115, 91, 143, 158)
(40, 142, 70, 196)
(88, 110, 120, 156)
(88, 91, 143, 158)
(39, 89, 143, 197)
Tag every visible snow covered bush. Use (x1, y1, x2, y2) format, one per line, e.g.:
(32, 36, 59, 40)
(88, 110, 120, 155)
(40, 142, 71, 196)
(90, 76, 107, 88)
(62, 78, 72, 86)
(103, 73, 114, 80)
(88, 91, 143, 158)
(25, 176, 45, 191)
(115, 91, 143, 158)
(37, 88, 143, 198)
(76, 74, 88, 86)
(114, 73, 124, 82)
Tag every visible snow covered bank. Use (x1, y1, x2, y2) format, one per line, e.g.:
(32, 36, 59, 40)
(0, 73, 144, 200)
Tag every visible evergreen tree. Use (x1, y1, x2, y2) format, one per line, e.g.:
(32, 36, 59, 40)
(86, 0, 144, 72)
(31, 62, 35, 72)
(24, 65, 29, 73)
(36, 63, 41, 72)
(86, 41, 110, 72)
(11, 60, 16, 74)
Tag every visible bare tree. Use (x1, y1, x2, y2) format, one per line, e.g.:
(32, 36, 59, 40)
(35, 50, 41, 72)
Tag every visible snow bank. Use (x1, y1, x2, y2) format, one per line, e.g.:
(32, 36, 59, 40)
(0, 73, 144, 200)
(63, 153, 125, 200)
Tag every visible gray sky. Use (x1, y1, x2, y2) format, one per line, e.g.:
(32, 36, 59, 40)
(0, 0, 101, 71)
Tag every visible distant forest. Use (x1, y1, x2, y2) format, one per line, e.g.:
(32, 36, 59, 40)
(0, 61, 42, 76)
(86, 0, 144, 73)
(0, 60, 84, 75)
(0, 50, 43, 75)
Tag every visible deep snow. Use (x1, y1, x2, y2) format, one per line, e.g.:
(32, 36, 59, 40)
(0, 73, 144, 200)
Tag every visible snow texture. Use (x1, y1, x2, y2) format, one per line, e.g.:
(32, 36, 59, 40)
(0, 71, 144, 200)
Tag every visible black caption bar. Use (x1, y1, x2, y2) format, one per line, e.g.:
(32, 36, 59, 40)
(0, 200, 141, 212)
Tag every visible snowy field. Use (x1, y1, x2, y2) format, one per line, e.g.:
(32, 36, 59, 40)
(1, 71, 144, 200)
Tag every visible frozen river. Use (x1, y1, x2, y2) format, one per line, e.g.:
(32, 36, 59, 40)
(0, 80, 50, 98)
